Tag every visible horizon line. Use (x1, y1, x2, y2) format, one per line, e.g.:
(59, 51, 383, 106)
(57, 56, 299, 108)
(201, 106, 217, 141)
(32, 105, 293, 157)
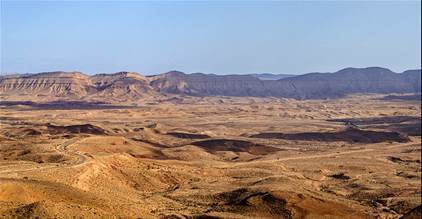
(1, 66, 421, 77)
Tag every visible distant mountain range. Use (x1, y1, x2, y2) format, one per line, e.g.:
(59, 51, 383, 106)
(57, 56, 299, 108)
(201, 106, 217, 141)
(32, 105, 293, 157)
(0, 67, 420, 102)
(248, 73, 295, 80)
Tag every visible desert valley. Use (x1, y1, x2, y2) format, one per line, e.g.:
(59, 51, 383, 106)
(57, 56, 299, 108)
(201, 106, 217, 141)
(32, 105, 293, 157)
(0, 67, 420, 218)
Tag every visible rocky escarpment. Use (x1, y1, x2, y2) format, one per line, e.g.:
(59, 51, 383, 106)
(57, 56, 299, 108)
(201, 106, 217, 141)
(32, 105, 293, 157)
(150, 71, 268, 96)
(153, 67, 421, 99)
(0, 71, 95, 98)
(0, 67, 420, 101)
(0, 71, 156, 101)
(273, 67, 422, 99)
(89, 72, 156, 100)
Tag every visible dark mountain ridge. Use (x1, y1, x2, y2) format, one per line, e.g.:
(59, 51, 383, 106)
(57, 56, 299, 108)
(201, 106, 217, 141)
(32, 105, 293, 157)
(0, 67, 420, 101)
(150, 67, 421, 99)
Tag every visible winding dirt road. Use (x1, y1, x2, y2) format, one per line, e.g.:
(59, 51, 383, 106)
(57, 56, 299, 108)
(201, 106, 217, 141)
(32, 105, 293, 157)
(56, 138, 89, 166)
(0, 137, 89, 175)
(0, 139, 419, 176)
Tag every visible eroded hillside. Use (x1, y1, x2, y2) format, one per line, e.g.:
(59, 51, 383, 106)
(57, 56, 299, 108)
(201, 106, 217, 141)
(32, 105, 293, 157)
(0, 94, 420, 218)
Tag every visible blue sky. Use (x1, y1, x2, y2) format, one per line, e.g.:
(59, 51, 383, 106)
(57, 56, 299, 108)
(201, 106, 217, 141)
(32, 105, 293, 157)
(1, 1, 421, 75)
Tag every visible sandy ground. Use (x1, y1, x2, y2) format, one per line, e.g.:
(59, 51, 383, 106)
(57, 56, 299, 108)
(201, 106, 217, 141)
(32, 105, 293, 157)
(0, 94, 420, 218)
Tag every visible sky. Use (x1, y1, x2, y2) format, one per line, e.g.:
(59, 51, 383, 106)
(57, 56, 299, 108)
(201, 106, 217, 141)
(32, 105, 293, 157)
(1, 1, 421, 75)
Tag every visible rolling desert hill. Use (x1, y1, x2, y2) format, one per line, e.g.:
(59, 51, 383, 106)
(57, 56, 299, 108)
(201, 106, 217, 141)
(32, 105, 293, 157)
(0, 67, 420, 102)
(0, 93, 420, 218)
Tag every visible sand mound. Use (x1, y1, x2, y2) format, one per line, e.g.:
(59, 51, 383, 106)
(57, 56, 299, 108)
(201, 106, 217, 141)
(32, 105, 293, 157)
(250, 127, 410, 143)
(0, 178, 109, 209)
(198, 188, 368, 218)
(190, 139, 281, 155)
(213, 188, 292, 218)
(4, 128, 42, 138)
(0, 178, 117, 218)
(1, 200, 114, 219)
(46, 123, 108, 135)
(167, 132, 210, 139)
(0, 143, 69, 163)
(73, 136, 166, 159)
(162, 145, 222, 161)
(329, 116, 420, 125)
(329, 116, 421, 136)
(0, 178, 100, 203)
(19, 128, 42, 137)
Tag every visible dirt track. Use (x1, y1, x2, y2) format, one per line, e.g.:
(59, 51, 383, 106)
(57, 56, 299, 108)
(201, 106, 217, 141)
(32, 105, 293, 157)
(0, 95, 420, 218)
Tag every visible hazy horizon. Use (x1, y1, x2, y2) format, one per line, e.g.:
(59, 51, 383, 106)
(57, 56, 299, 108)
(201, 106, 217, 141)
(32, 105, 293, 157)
(1, 1, 421, 75)
(1, 66, 421, 77)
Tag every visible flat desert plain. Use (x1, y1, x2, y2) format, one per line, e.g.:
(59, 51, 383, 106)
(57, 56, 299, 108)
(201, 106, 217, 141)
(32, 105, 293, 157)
(0, 95, 420, 219)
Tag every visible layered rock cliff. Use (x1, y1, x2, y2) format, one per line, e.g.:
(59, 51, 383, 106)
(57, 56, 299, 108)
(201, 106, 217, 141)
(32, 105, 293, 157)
(0, 67, 420, 101)
(149, 67, 421, 99)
